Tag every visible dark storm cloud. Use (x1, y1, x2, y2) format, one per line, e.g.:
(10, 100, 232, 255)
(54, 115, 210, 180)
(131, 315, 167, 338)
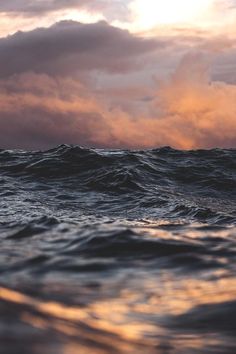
(0, 20, 161, 78)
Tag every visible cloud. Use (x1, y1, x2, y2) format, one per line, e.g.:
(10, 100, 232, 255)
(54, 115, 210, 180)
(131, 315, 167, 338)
(0, 53, 236, 150)
(1, 0, 235, 39)
(0, 18, 236, 150)
(0, 0, 118, 14)
(151, 53, 236, 149)
(0, 0, 131, 22)
(0, 73, 117, 150)
(0, 20, 161, 78)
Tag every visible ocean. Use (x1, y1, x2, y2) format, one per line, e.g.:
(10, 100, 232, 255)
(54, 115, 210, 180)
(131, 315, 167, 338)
(0, 145, 235, 354)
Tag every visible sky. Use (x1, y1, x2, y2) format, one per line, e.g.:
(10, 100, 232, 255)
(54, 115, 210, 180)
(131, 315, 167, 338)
(0, 0, 236, 150)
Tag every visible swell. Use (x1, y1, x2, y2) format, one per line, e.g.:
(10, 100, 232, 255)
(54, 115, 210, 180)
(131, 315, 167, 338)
(0, 145, 236, 223)
(0, 145, 236, 354)
(1, 216, 235, 275)
(0, 145, 235, 189)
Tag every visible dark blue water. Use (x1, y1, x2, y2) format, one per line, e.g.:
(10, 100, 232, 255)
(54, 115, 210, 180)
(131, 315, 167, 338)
(0, 145, 235, 354)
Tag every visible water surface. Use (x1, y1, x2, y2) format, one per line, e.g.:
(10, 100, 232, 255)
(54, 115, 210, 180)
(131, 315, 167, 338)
(0, 145, 235, 353)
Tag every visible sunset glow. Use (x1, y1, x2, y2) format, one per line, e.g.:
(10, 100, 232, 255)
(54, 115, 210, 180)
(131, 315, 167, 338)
(0, 2, 236, 354)
(0, 0, 235, 150)
(130, 0, 214, 29)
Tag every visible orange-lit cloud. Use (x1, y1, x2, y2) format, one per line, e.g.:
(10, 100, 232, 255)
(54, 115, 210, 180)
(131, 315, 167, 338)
(0, 52, 236, 150)
(0, 19, 236, 150)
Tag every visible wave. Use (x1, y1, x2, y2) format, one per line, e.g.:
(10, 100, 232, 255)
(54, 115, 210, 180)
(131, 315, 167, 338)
(0, 145, 235, 224)
(1, 144, 235, 190)
(2, 215, 236, 276)
(0, 145, 236, 354)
